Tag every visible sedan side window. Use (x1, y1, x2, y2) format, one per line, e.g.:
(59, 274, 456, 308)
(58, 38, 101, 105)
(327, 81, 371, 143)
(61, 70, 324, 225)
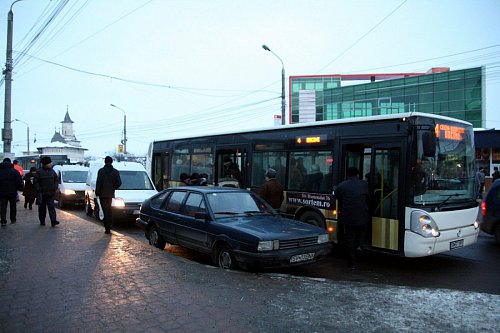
(163, 191, 186, 213)
(183, 193, 206, 217)
(150, 191, 170, 209)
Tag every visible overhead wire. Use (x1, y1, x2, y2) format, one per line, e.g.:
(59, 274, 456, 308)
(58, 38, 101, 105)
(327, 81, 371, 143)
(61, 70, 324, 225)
(24, 0, 91, 64)
(315, 0, 409, 74)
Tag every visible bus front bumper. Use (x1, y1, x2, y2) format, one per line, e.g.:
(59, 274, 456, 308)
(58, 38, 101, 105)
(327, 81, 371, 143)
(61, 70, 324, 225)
(404, 224, 479, 257)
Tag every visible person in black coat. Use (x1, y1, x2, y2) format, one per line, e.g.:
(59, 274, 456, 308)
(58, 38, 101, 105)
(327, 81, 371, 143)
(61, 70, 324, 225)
(33, 156, 60, 227)
(334, 167, 370, 269)
(0, 158, 24, 226)
(95, 156, 122, 234)
(22, 167, 38, 209)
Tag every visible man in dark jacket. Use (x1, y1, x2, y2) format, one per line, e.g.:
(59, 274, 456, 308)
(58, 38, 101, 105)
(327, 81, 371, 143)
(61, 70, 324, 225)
(0, 158, 24, 226)
(258, 168, 284, 210)
(95, 156, 122, 234)
(334, 167, 370, 270)
(33, 156, 60, 227)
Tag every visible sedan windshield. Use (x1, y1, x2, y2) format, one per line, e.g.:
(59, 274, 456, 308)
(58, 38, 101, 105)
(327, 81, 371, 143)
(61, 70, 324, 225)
(206, 192, 274, 217)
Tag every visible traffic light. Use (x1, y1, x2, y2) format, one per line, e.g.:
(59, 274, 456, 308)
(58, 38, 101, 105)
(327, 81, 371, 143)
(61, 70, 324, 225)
(118, 144, 124, 153)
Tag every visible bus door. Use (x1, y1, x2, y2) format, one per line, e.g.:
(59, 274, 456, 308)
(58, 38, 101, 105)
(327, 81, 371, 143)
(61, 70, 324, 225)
(152, 151, 170, 190)
(369, 143, 401, 252)
(341, 142, 401, 253)
(215, 146, 247, 188)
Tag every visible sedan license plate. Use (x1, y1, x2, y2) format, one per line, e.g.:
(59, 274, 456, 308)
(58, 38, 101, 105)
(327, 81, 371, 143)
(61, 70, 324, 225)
(133, 210, 140, 215)
(290, 252, 315, 263)
(450, 239, 464, 250)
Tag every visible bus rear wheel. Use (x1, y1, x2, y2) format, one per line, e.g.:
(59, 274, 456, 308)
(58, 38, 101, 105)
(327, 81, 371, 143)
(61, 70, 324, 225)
(299, 211, 324, 229)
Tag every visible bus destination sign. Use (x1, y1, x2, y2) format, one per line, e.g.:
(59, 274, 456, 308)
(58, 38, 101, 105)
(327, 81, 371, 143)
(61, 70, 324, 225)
(435, 124, 465, 141)
(295, 134, 327, 146)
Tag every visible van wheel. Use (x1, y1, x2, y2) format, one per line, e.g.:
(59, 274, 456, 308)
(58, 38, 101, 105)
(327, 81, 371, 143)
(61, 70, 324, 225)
(85, 199, 93, 216)
(299, 211, 325, 229)
(57, 197, 64, 209)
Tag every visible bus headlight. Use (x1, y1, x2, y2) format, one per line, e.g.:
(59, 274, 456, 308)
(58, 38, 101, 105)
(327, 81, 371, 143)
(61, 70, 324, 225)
(411, 210, 440, 238)
(112, 198, 126, 207)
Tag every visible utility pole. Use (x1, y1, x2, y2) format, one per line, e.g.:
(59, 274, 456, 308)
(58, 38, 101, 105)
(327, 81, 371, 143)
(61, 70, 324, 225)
(262, 44, 286, 125)
(2, 0, 24, 153)
(110, 104, 127, 154)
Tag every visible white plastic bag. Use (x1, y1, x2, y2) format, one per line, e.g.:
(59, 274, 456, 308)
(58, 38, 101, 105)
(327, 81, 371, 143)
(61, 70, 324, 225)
(96, 197, 105, 221)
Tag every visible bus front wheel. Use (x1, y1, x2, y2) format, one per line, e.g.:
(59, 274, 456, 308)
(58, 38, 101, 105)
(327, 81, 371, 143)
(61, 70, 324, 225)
(299, 211, 325, 229)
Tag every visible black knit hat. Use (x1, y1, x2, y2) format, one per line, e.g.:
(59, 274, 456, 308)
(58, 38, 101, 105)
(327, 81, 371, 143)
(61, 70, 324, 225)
(40, 156, 52, 166)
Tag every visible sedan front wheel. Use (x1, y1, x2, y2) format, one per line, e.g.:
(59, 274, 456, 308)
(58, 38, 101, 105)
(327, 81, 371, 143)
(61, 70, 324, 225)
(215, 244, 237, 270)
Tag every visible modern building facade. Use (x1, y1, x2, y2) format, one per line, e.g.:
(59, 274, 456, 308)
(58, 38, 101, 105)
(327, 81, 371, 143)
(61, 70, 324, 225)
(289, 67, 484, 128)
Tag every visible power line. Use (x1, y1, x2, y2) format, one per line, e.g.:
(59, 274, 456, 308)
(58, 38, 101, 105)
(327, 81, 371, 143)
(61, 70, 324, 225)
(315, 0, 408, 74)
(345, 45, 500, 74)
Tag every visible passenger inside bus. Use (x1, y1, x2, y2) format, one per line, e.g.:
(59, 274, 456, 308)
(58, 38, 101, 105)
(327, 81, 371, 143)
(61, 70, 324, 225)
(304, 164, 323, 191)
(289, 158, 304, 189)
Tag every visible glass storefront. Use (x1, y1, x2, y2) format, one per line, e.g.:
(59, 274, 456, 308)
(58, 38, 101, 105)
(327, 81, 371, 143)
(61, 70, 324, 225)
(290, 67, 483, 128)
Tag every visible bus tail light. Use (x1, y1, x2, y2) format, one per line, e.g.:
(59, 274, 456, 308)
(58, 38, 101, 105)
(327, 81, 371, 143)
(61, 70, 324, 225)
(411, 210, 440, 238)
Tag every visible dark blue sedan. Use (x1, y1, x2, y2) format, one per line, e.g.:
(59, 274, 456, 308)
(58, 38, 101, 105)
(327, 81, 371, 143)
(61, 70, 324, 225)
(136, 187, 331, 270)
(480, 179, 500, 243)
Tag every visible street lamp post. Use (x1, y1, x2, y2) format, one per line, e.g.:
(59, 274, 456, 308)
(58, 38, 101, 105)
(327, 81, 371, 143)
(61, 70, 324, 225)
(2, 0, 24, 153)
(110, 104, 127, 154)
(13, 118, 29, 154)
(262, 44, 286, 125)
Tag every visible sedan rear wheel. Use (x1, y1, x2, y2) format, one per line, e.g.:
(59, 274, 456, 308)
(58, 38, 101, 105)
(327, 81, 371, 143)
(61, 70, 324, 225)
(149, 225, 166, 249)
(495, 225, 500, 244)
(216, 244, 237, 270)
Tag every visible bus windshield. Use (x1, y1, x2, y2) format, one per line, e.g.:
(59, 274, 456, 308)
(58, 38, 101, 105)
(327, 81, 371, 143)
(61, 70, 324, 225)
(412, 121, 476, 206)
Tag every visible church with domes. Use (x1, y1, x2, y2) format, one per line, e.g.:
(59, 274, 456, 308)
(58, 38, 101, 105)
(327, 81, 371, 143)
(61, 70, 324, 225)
(36, 109, 87, 164)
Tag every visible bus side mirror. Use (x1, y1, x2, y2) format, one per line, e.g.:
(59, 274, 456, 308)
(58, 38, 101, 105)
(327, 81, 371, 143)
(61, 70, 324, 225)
(422, 131, 436, 157)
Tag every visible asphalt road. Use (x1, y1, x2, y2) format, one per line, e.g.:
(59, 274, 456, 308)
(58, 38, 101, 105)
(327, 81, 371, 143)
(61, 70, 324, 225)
(66, 206, 500, 295)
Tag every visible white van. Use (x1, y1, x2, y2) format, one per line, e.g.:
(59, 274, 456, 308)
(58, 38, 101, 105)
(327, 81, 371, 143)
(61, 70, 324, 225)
(53, 164, 89, 208)
(85, 161, 157, 220)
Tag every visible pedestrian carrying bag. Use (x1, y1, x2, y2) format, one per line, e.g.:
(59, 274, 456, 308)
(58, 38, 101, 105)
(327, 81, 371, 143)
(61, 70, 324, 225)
(96, 197, 105, 220)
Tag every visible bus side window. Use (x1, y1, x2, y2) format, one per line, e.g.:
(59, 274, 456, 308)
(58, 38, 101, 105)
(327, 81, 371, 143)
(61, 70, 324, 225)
(252, 152, 286, 187)
(288, 151, 332, 193)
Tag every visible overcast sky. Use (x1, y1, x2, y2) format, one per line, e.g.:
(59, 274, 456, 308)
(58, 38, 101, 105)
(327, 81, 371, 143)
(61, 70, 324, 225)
(1, 0, 499, 157)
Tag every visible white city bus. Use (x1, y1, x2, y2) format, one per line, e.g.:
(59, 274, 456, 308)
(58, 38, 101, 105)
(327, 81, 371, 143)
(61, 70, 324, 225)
(147, 112, 480, 257)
